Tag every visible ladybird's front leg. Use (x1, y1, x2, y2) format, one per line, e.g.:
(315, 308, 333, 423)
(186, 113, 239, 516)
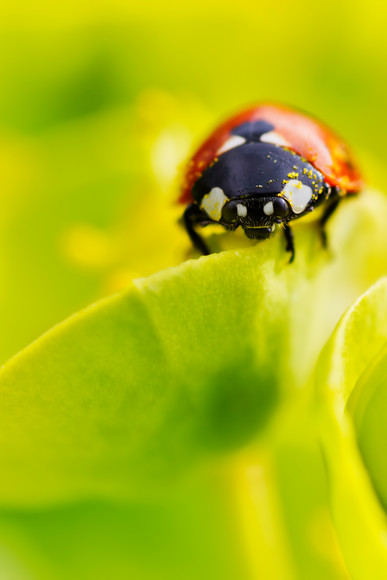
(182, 203, 214, 255)
(319, 194, 341, 248)
(283, 223, 295, 263)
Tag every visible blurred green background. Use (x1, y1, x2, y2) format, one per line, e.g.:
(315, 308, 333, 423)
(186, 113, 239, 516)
(1, 2, 387, 579)
(1, 0, 386, 365)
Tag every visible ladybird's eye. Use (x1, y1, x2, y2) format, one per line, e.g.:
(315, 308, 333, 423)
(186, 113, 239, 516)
(271, 197, 290, 218)
(222, 201, 249, 223)
(221, 202, 239, 223)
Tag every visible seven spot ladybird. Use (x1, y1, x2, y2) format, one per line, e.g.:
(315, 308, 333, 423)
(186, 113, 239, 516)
(179, 103, 363, 262)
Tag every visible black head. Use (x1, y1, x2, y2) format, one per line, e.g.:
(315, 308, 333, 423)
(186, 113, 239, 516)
(193, 141, 330, 237)
(221, 195, 291, 239)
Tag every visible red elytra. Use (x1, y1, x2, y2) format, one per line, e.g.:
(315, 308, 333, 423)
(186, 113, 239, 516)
(179, 103, 363, 204)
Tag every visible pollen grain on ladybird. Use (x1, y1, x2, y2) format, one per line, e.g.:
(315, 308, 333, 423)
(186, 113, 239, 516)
(287, 171, 298, 179)
(282, 179, 289, 185)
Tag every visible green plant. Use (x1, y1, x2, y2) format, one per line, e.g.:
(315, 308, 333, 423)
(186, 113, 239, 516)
(0, 189, 387, 579)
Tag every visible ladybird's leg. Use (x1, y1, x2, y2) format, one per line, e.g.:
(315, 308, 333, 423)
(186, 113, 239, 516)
(319, 195, 341, 248)
(283, 223, 295, 263)
(182, 203, 213, 255)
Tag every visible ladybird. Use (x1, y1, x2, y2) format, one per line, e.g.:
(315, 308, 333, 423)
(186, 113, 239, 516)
(179, 103, 363, 262)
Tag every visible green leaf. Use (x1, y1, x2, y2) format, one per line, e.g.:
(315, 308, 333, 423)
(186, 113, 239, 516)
(1, 191, 387, 579)
(316, 278, 387, 579)
(1, 241, 286, 507)
(348, 344, 387, 511)
(0, 486, 255, 580)
(0, 190, 387, 507)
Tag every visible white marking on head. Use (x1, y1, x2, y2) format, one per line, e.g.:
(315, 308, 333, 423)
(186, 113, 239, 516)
(260, 131, 290, 147)
(236, 203, 247, 217)
(281, 180, 313, 214)
(200, 187, 229, 221)
(263, 201, 274, 216)
(217, 135, 246, 155)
